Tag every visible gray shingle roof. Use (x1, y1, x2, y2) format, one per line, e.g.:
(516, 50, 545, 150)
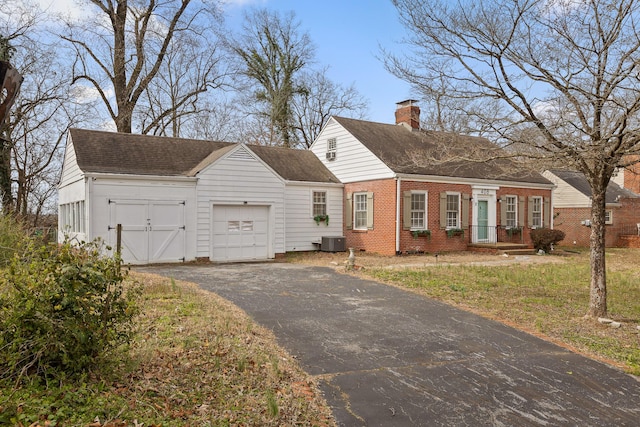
(333, 116, 551, 185)
(69, 128, 340, 184)
(70, 128, 233, 176)
(549, 169, 639, 203)
(249, 144, 340, 183)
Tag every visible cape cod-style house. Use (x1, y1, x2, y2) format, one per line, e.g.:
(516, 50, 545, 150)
(309, 100, 555, 256)
(59, 100, 557, 264)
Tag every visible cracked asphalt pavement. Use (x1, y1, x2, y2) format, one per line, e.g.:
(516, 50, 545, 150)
(138, 263, 640, 426)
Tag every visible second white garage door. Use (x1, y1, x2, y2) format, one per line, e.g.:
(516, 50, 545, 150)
(211, 205, 270, 262)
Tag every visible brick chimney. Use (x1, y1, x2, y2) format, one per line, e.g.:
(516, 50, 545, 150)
(395, 99, 420, 130)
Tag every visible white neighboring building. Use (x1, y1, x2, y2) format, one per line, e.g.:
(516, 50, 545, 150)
(58, 129, 343, 264)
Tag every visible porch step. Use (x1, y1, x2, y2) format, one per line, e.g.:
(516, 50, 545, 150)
(468, 243, 533, 255)
(502, 248, 536, 256)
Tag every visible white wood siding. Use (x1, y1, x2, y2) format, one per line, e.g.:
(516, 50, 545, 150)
(543, 171, 591, 208)
(612, 167, 625, 188)
(310, 118, 394, 183)
(89, 177, 197, 261)
(284, 183, 344, 251)
(59, 137, 83, 187)
(58, 139, 87, 242)
(195, 146, 285, 259)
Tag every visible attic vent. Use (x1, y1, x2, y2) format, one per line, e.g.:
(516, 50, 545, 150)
(228, 148, 253, 161)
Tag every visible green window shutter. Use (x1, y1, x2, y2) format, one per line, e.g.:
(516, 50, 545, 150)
(500, 197, 507, 226)
(439, 192, 447, 229)
(366, 192, 374, 230)
(346, 193, 353, 230)
(461, 194, 470, 228)
(543, 197, 551, 228)
(527, 197, 534, 227)
(403, 191, 412, 230)
(518, 196, 525, 227)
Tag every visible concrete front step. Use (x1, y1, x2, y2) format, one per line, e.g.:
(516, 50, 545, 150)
(502, 248, 537, 256)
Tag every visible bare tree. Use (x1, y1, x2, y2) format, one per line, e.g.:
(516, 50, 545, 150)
(137, 28, 228, 137)
(292, 68, 369, 148)
(62, 0, 224, 134)
(226, 8, 314, 148)
(1, 1, 90, 218)
(386, 0, 640, 317)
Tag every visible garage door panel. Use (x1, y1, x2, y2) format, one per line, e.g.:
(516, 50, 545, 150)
(211, 205, 270, 262)
(150, 229, 184, 262)
(109, 200, 185, 264)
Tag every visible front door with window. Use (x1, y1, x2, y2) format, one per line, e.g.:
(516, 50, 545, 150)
(472, 187, 498, 244)
(477, 200, 489, 241)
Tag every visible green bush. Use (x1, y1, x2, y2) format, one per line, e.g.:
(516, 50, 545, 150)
(0, 214, 29, 266)
(530, 228, 566, 252)
(0, 239, 140, 379)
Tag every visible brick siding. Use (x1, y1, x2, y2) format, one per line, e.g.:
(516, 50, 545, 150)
(344, 179, 553, 255)
(554, 197, 640, 247)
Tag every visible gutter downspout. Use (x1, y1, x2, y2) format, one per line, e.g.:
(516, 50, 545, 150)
(396, 177, 401, 254)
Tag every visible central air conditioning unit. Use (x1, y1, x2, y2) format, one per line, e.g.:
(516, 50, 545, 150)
(321, 236, 346, 252)
(326, 151, 336, 161)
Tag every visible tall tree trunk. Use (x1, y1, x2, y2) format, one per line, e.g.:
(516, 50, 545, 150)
(0, 128, 13, 212)
(588, 181, 607, 318)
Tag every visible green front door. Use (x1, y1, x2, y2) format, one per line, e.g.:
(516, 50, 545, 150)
(478, 200, 488, 241)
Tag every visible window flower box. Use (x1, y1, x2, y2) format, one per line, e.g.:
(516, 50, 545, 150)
(446, 228, 465, 238)
(314, 214, 329, 226)
(411, 229, 432, 240)
(506, 226, 522, 237)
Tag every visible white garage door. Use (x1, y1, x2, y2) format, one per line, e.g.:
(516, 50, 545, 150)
(211, 205, 270, 262)
(109, 200, 185, 264)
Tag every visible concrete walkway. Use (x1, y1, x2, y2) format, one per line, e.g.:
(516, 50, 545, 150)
(139, 263, 640, 426)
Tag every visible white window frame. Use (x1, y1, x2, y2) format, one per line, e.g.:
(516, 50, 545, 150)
(326, 138, 337, 160)
(354, 192, 368, 230)
(505, 195, 517, 228)
(531, 196, 542, 229)
(410, 191, 428, 230)
(446, 192, 460, 229)
(312, 190, 327, 217)
(605, 210, 613, 225)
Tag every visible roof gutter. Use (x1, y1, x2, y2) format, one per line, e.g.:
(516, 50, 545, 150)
(395, 173, 554, 190)
(84, 172, 198, 183)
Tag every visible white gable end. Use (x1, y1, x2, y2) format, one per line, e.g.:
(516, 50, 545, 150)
(194, 144, 285, 260)
(543, 171, 591, 208)
(59, 135, 83, 188)
(310, 118, 394, 183)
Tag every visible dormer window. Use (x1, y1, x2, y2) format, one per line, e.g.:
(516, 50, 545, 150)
(326, 138, 337, 161)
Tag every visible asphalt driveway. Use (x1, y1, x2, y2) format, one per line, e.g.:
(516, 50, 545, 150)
(138, 263, 640, 426)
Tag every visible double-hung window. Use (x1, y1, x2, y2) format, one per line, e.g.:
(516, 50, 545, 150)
(411, 192, 427, 229)
(326, 138, 337, 160)
(446, 193, 460, 228)
(313, 191, 327, 217)
(531, 196, 542, 228)
(354, 192, 368, 230)
(505, 196, 517, 227)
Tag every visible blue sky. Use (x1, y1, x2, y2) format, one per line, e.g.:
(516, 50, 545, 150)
(35, 0, 414, 124)
(225, 0, 414, 123)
